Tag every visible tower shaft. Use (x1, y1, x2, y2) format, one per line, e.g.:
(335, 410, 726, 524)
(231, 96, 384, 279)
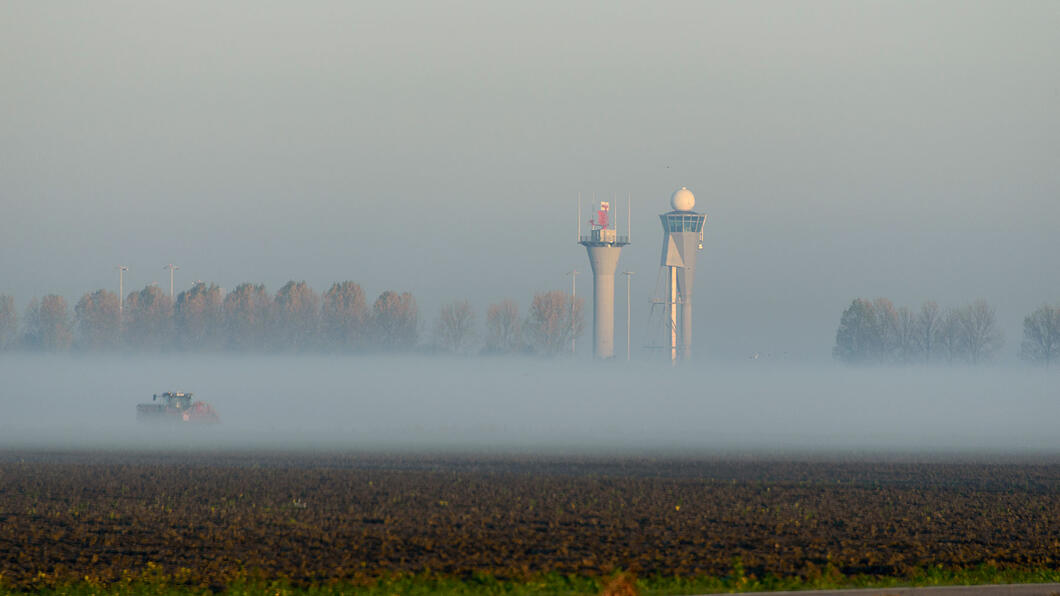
(681, 266, 694, 359)
(668, 266, 678, 361)
(586, 245, 622, 359)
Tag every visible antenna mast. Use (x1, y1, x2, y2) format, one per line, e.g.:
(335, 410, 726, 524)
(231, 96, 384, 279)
(612, 192, 617, 232)
(577, 192, 581, 242)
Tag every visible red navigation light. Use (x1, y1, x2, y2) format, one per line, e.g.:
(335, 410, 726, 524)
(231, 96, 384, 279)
(597, 202, 610, 229)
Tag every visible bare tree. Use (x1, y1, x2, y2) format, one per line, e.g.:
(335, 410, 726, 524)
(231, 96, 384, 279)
(837, 297, 1006, 366)
(872, 298, 901, 362)
(1020, 303, 1060, 366)
(21, 298, 39, 349)
(273, 281, 320, 351)
(0, 294, 16, 350)
(894, 305, 918, 364)
(915, 301, 941, 363)
(370, 290, 418, 350)
(434, 300, 475, 354)
(321, 281, 368, 351)
(485, 299, 521, 354)
(222, 283, 271, 350)
(175, 282, 224, 350)
(124, 285, 173, 350)
(75, 289, 121, 350)
(24, 295, 72, 352)
(525, 290, 584, 356)
(955, 299, 1003, 364)
(937, 307, 963, 364)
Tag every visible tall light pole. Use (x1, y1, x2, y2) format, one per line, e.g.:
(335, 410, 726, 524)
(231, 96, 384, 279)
(623, 271, 634, 361)
(566, 269, 579, 355)
(163, 264, 179, 299)
(117, 266, 128, 314)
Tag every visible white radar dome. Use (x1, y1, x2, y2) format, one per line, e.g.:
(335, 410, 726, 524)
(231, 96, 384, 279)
(671, 187, 695, 211)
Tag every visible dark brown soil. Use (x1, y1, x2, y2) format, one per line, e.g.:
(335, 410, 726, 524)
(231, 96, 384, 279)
(2, 451, 1059, 589)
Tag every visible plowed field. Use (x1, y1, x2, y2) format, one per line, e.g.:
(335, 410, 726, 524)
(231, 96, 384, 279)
(2, 452, 1059, 590)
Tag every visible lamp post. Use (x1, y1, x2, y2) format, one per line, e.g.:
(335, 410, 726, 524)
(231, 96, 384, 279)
(117, 266, 128, 314)
(163, 264, 179, 299)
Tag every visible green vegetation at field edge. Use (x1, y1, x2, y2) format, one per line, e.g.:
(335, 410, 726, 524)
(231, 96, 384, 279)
(5, 565, 1060, 596)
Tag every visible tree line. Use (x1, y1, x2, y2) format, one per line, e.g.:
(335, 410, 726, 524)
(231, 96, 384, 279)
(0, 282, 585, 356)
(834, 298, 1060, 366)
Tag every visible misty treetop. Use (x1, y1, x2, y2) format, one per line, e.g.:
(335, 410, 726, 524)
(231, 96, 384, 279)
(834, 298, 1006, 365)
(0, 294, 19, 351)
(0, 284, 586, 357)
(1020, 303, 1060, 366)
(74, 289, 121, 351)
(222, 283, 270, 350)
(524, 290, 585, 356)
(124, 285, 173, 350)
(434, 299, 475, 355)
(21, 295, 73, 352)
(175, 281, 224, 349)
(321, 281, 368, 351)
(371, 290, 419, 351)
(484, 299, 522, 355)
(273, 281, 321, 351)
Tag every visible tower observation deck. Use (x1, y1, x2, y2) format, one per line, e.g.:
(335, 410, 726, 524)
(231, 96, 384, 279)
(579, 200, 629, 359)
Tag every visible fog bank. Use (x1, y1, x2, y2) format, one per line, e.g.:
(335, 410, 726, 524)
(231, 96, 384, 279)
(0, 355, 1056, 455)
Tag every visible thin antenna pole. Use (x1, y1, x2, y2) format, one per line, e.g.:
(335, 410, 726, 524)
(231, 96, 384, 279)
(611, 192, 616, 232)
(627, 192, 631, 242)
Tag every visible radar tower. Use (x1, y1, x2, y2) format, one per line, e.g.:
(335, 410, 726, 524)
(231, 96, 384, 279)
(652, 187, 706, 362)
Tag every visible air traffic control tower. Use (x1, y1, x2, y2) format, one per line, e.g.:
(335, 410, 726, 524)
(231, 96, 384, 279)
(659, 187, 706, 362)
(579, 201, 629, 359)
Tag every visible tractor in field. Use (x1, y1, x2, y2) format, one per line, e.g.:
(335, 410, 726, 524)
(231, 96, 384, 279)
(136, 391, 220, 424)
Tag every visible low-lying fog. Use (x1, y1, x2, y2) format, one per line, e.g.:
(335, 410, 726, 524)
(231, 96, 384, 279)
(1, 355, 1056, 455)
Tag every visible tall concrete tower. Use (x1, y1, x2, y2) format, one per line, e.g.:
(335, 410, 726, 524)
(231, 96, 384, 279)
(579, 200, 629, 359)
(659, 187, 706, 362)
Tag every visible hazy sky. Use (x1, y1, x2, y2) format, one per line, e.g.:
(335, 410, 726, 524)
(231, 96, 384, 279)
(2, 2, 1058, 360)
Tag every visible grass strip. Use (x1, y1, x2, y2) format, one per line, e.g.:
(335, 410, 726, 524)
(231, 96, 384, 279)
(4, 565, 1060, 595)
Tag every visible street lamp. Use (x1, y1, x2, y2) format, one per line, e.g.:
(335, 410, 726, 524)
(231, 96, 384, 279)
(117, 266, 128, 314)
(163, 264, 179, 299)
(566, 269, 579, 355)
